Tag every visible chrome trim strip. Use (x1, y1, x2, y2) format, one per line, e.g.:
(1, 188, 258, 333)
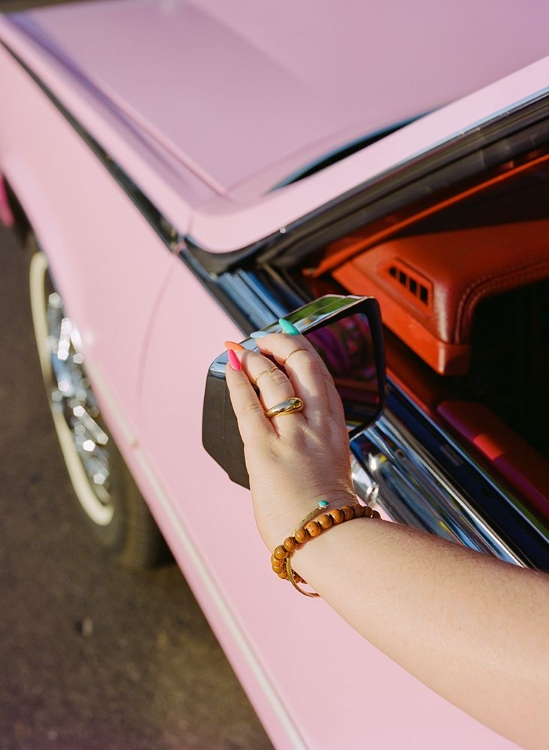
(215, 270, 285, 329)
(359, 415, 524, 564)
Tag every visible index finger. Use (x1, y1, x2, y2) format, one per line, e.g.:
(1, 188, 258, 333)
(225, 359, 275, 447)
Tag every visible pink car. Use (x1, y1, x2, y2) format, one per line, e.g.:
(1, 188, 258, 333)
(1, 2, 549, 747)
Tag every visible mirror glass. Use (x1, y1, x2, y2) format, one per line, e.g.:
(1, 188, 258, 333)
(305, 311, 380, 432)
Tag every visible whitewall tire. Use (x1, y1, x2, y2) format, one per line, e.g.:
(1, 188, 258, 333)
(28, 238, 168, 567)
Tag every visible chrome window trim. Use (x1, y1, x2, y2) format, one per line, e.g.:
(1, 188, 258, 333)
(354, 417, 524, 565)
(350, 392, 549, 567)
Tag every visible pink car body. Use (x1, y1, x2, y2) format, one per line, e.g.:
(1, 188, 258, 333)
(1, 2, 548, 747)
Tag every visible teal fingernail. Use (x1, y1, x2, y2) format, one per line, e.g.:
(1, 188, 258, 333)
(250, 330, 269, 339)
(279, 318, 300, 335)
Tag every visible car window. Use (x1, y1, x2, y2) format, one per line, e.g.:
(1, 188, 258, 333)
(269, 118, 419, 191)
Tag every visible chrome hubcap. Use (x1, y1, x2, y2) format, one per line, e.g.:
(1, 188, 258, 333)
(47, 292, 112, 499)
(30, 252, 115, 525)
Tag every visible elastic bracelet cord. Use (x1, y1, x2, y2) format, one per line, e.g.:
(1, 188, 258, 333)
(270, 502, 381, 597)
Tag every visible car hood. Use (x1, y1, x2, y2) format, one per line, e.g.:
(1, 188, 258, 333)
(9, 0, 549, 197)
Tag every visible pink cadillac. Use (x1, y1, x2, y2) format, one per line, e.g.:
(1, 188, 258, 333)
(1, 1, 549, 747)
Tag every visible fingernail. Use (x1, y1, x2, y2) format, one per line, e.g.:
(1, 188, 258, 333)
(250, 330, 269, 339)
(224, 340, 246, 351)
(227, 349, 241, 371)
(279, 318, 300, 335)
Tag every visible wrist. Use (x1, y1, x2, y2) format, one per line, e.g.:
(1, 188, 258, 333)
(270, 501, 382, 597)
(260, 489, 362, 553)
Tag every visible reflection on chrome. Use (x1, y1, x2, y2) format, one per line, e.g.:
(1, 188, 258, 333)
(46, 291, 112, 506)
(352, 414, 525, 565)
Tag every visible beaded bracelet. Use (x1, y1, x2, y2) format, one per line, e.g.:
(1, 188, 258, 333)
(271, 502, 381, 597)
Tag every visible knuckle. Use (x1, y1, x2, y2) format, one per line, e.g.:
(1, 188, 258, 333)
(233, 381, 251, 390)
(267, 368, 289, 387)
(240, 400, 263, 418)
(299, 356, 324, 379)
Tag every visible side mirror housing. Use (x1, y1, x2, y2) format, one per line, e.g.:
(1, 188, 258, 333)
(202, 295, 385, 487)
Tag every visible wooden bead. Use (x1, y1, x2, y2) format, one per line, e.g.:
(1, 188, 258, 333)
(305, 520, 321, 537)
(284, 536, 299, 552)
(317, 513, 333, 530)
(295, 527, 309, 543)
(272, 498, 381, 595)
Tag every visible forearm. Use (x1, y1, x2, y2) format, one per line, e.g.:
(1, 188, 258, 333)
(224, 337, 549, 747)
(292, 518, 549, 749)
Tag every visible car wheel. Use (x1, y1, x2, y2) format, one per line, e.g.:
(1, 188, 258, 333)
(28, 238, 169, 567)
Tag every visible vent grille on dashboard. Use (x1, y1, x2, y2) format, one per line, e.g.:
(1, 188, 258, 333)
(384, 260, 432, 309)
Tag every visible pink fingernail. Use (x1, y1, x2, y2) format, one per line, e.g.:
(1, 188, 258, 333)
(227, 349, 241, 371)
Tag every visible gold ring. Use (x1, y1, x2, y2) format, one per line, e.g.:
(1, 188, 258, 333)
(282, 348, 308, 365)
(264, 397, 304, 418)
(254, 366, 278, 386)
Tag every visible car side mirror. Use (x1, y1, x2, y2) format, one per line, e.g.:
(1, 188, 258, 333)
(202, 295, 386, 487)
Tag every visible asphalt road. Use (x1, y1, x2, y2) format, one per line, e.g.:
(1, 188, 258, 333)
(0, 226, 272, 749)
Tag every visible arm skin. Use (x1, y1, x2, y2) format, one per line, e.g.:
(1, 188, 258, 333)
(225, 333, 549, 750)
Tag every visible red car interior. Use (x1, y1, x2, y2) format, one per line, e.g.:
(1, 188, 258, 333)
(333, 219, 549, 376)
(303, 151, 549, 521)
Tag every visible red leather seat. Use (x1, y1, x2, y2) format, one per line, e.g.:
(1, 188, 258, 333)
(438, 400, 549, 520)
(334, 220, 549, 375)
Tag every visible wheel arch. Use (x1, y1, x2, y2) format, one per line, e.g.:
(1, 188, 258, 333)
(1, 172, 30, 240)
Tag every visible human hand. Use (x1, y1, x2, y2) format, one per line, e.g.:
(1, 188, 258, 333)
(225, 333, 357, 551)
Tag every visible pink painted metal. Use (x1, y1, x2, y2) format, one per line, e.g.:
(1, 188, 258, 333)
(0, 1, 541, 747)
(14, 0, 549, 193)
(192, 54, 549, 250)
(3, 0, 549, 251)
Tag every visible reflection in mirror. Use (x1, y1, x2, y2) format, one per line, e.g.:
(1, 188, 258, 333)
(305, 312, 380, 432)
